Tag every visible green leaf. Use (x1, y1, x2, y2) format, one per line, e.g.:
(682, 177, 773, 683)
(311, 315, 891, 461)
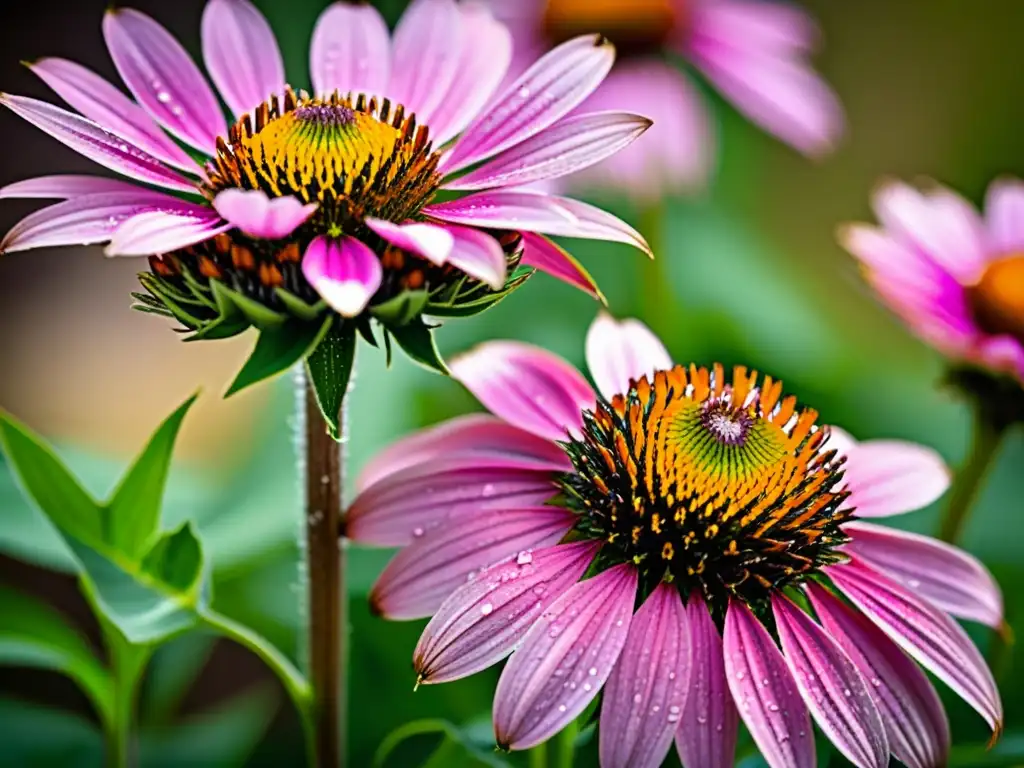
(374, 719, 510, 768)
(225, 316, 333, 398)
(0, 698, 104, 766)
(105, 395, 197, 559)
(140, 632, 216, 726)
(388, 319, 449, 375)
(275, 287, 326, 321)
(212, 283, 288, 328)
(0, 586, 113, 721)
(370, 289, 429, 327)
(305, 319, 357, 439)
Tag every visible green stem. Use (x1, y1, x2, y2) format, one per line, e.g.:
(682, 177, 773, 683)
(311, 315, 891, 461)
(527, 741, 548, 768)
(636, 204, 674, 335)
(554, 719, 579, 768)
(101, 623, 152, 768)
(938, 407, 1009, 544)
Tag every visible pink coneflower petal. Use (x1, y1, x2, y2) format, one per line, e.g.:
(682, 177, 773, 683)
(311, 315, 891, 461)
(346, 466, 556, 546)
(843, 439, 950, 518)
(837, 224, 946, 294)
(28, 58, 196, 172)
(106, 208, 231, 256)
(442, 34, 615, 175)
(844, 522, 1003, 629)
(450, 341, 596, 442)
(365, 218, 453, 265)
(599, 582, 691, 768)
(493, 564, 637, 751)
(309, 1, 390, 97)
(0, 175, 142, 199)
(773, 595, 888, 768)
(414, 540, 600, 684)
(444, 111, 652, 192)
(676, 594, 739, 768)
(541, 195, 653, 256)
(519, 232, 601, 299)
(984, 177, 1024, 253)
(201, 0, 285, 118)
(689, 0, 820, 55)
(807, 584, 950, 768)
(212, 189, 317, 240)
(442, 225, 507, 289)
(723, 600, 815, 768)
(387, 0, 463, 125)
(103, 8, 227, 155)
(370, 507, 576, 620)
(0, 95, 194, 193)
(828, 559, 1002, 734)
(301, 235, 382, 318)
(585, 312, 671, 400)
(1, 190, 197, 253)
(429, 3, 512, 146)
(977, 336, 1024, 381)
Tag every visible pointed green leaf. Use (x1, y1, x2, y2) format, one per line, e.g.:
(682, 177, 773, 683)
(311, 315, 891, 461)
(185, 315, 250, 341)
(275, 287, 326, 321)
(213, 283, 288, 328)
(225, 315, 334, 398)
(374, 719, 510, 768)
(305, 319, 357, 439)
(389, 320, 449, 375)
(105, 395, 197, 559)
(370, 289, 429, 327)
(209, 279, 243, 319)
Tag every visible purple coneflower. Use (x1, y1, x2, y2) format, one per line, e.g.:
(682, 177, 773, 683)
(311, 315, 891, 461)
(1, 0, 651, 340)
(486, 0, 844, 198)
(346, 313, 1002, 768)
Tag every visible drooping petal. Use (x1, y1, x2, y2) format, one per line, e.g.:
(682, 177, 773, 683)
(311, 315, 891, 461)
(429, 3, 512, 146)
(843, 439, 950, 517)
(828, 559, 1002, 734)
(442, 225, 507, 289)
(387, 0, 463, 125)
(1, 190, 197, 253)
(450, 341, 595, 441)
(773, 595, 888, 768)
(585, 312, 671, 400)
(843, 522, 1003, 629)
(519, 233, 601, 299)
(201, 0, 285, 117)
(493, 564, 638, 751)
(103, 8, 227, 154)
(28, 58, 196, 171)
(106, 209, 231, 256)
(301, 235, 382, 317)
(600, 582, 691, 768)
(0, 175, 142, 199)
(443, 34, 616, 174)
(444, 112, 652, 191)
(414, 540, 600, 684)
(0, 95, 194, 193)
(345, 465, 557, 547)
(723, 600, 815, 768)
(212, 189, 316, 240)
(552, 196, 653, 256)
(807, 584, 950, 768)
(370, 507, 575, 620)
(687, 0, 821, 54)
(837, 223, 946, 293)
(985, 176, 1024, 253)
(676, 593, 739, 768)
(365, 218, 453, 265)
(309, 1, 390, 97)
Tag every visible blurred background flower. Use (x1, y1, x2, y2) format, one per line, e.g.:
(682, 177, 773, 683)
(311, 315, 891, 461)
(2, 0, 1024, 766)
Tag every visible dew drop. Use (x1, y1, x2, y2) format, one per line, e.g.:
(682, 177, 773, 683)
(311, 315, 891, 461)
(412, 527, 425, 538)
(558, 705, 567, 713)
(156, 91, 172, 104)
(516, 551, 533, 565)
(480, 603, 494, 616)
(588, 667, 598, 676)
(633, 693, 642, 704)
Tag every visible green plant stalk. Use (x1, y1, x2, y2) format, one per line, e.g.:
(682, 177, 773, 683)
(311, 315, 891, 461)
(95, 610, 153, 768)
(528, 741, 549, 768)
(636, 204, 674, 335)
(554, 719, 579, 768)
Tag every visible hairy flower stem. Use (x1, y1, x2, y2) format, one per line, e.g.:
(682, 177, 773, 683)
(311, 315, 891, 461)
(304, 375, 347, 767)
(938, 406, 1008, 544)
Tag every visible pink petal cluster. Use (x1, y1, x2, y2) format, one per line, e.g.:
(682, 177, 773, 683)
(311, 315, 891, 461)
(347, 312, 1003, 768)
(1, 0, 653, 317)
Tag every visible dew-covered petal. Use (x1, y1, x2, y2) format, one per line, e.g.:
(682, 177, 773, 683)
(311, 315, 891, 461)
(29, 58, 196, 171)
(773, 595, 888, 768)
(807, 584, 950, 768)
(309, 1, 390, 97)
(201, 0, 285, 117)
(212, 188, 317, 240)
(365, 218, 453, 265)
(519, 233, 600, 299)
(443, 34, 615, 174)
(103, 8, 227, 154)
(585, 312, 671, 401)
(442, 225, 507, 289)
(723, 599, 815, 768)
(599, 582, 691, 768)
(414, 540, 600, 684)
(106, 208, 231, 256)
(450, 340, 595, 441)
(444, 111, 652, 191)
(429, 3, 512, 146)
(828, 559, 1002, 734)
(387, 0, 463, 125)
(493, 564, 638, 751)
(0, 175, 143, 199)
(0, 95, 195, 193)
(301, 235, 382, 317)
(676, 593, 739, 768)
(369, 507, 575, 620)
(985, 176, 1024, 253)
(843, 522, 1003, 629)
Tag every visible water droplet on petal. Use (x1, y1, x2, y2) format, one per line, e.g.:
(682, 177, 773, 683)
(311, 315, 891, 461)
(517, 551, 533, 565)
(480, 603, 493, 616)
